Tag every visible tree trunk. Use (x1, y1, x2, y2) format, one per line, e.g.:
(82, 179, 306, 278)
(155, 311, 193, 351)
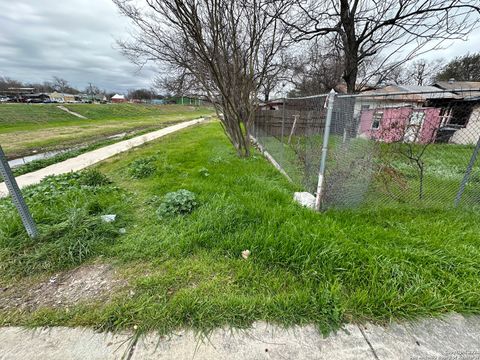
(339, 0, 359, 94)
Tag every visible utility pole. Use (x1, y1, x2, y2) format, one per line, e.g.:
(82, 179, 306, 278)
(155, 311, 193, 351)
(89, 82, 94, 102)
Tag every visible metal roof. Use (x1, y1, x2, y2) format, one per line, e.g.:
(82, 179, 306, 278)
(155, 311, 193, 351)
(355, 85, 460, 101)
(434, 81, 480, 90)
(433, 81, 480, 98)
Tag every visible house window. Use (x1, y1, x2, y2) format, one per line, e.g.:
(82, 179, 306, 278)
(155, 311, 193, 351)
(361, 104, 370, 110)
(371, 111, 383, 129)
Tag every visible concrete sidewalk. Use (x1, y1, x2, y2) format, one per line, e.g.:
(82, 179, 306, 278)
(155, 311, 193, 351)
(0, 314, 479, 359)
(0, 118, 207, 198)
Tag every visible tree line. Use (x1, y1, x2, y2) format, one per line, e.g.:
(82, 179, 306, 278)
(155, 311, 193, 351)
(0, 76, 163, 100)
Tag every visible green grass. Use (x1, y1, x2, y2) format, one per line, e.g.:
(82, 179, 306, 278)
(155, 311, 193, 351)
(1, 122, 479, 336)
(0, 103, 214, 158)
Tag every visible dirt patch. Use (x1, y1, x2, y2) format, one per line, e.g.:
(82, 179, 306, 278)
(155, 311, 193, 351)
(0, 263, 126, 311)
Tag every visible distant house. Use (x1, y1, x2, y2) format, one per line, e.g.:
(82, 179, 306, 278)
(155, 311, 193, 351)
(433, 80, 480, 96)
(49, 91, 76, 103)
(111, 94, 127, 103)
(353, 85, 459, 112)
(333, 84, 377, 94)
(25, 93, 50, 103)
(430, 80, 480, 145)
(49, 92, 64, 102)
(171, 96, 202, 105)
(258, 99, 284, 111)
(358, 106, 442, 144)
(356, 85, 462, 144)
(429, 95, 480, 145)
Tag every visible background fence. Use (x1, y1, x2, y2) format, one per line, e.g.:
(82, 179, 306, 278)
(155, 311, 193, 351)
(252, 89, 480, 210)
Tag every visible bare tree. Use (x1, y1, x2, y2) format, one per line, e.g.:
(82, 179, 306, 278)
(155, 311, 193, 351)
(51, 77, 70, 93)
(371, 58, 445, 86)
(287, 38, 344, 96)
(404, 59, 445, 86)
(0, 76, 22, 92)
(279, 0, 480, 93)
(153, 68, 203, 98)
(128, 88, 155, 100)
(114, 0, 288, 157)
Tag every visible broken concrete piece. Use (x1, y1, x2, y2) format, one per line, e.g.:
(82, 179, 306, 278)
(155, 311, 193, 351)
(293, 192, 316, 209)
(100, 214, 116, 223)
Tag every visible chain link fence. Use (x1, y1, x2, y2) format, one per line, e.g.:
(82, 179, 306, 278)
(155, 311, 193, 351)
(252, 88, 480, 210)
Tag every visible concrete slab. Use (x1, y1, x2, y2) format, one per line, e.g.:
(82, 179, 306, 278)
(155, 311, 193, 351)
(0, 327, 132, 360)
(360, 314, 480, 360)
(0, 117, 207, 198)
(131, 322, 375, 360)
(1, 316, 479, 359)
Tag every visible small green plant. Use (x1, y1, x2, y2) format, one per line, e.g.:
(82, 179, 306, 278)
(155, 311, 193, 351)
(157, 189, 198, 218)
(20, 170, 112, 200)
(198, 167, 210, 177)
(79, 169, 111, 186)
(128, 156, 157, 179)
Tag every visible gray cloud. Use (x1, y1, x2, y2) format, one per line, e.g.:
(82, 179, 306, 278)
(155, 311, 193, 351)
(0, 0, 156, 93)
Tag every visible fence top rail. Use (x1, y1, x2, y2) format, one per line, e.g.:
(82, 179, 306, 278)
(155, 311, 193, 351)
(284, 93, 330, 100)
(336, 88, 480, 99)
(258, 88, 480, 105)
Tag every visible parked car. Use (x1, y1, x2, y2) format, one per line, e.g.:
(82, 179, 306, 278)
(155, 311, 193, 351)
(26, 98, 44, 103)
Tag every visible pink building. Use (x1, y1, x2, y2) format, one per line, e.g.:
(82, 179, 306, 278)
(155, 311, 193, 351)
(358, 107, 442, 144)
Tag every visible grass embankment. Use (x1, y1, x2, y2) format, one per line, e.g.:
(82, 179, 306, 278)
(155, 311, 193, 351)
(0, 103, 214, 158)
(1, 122, 479, 335)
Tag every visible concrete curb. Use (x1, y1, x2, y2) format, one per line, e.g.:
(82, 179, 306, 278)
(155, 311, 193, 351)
(0, 314, 479, 359)
(0, 118, 208, 198)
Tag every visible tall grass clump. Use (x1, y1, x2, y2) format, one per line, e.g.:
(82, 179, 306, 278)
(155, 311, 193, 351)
(0, 170, 130, 278)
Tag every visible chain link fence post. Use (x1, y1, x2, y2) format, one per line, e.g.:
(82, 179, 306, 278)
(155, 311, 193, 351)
(454, 134, 480, 207)
(315, 89, 336, 211)
(0, 146, 38, 238)
(281, 97, 286, 162)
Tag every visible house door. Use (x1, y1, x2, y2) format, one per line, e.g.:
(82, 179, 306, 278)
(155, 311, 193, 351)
(404, 111, 425, 143)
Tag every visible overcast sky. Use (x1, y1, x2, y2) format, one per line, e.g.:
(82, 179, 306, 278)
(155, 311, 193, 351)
(0, 0, 157, 93)
(1, 1, 480, 93)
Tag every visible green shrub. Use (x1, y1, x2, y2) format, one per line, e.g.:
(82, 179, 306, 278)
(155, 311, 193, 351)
(79, 169, 111, 186)
(128, 156, 157, 179)
(157, 189, 198, 218)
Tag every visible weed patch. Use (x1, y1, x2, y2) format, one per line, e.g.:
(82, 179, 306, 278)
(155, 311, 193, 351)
(0, 170, 130, 279)
(128, 156, 157, 179)
(157, 189, 198, 218)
